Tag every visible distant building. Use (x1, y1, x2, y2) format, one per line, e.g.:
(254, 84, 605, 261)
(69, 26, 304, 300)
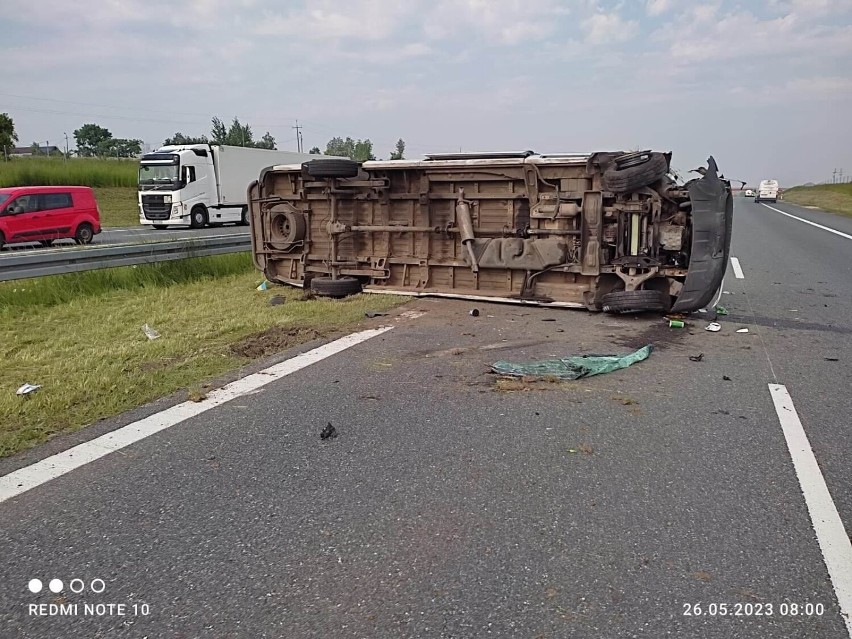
(9, 145, 62, 157)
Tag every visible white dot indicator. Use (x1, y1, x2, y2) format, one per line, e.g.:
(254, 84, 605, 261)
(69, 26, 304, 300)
(49, 579, 64, 593)
(69, 579, 85, 594)
(90, 578, 105, 593)
(28, 579, 43, 593)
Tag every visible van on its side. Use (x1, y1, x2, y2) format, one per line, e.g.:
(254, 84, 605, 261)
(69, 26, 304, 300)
(0, 186, 102, 249)
(755, 179, 778, 204)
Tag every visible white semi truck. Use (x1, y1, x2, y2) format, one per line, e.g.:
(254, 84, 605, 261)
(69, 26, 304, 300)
(137, 144, 331, 229)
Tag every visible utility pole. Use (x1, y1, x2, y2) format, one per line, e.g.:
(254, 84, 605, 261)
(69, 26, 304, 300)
(832, 168, 837, 184)
(293, 120, 303, 152)
(64, 132, 69, 163)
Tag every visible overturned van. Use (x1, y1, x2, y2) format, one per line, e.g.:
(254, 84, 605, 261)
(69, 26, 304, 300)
(248, 150, 732, 313)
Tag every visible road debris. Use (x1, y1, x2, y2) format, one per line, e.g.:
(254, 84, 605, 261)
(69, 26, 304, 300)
(669, 319, 685, 328)
(825, 357, 840, 362)
(705, 322, 722, 332)
(269, 295, 286, 306)
(541, 318, 556, 322)
(256, 280, 270, 291)
(142, 324, 161, 340)
(715, 306, 729, 315)
(16, 383, 42, 396)
(320, 422, 338, 440)
(365, 311, 388, 318)
(491, 344, 653, 380)
(736, 328, 749, 333)
(469, 309, 480, 317)
(723, 375, 732, 381)
(689, 353, 704, 362)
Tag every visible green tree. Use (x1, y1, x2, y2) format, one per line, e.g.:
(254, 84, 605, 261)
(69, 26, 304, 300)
(209, 116, 275, 148)
(325, 136, 375, 161)
(308, 146, 321, 155)
(164, 132, 209, 146)
(257, 132, 276, 150)
(0, 112, 18, 158)
(389, 138, 405, 160)
(74, 123, 113, 157)
(211, 117, 228, 145)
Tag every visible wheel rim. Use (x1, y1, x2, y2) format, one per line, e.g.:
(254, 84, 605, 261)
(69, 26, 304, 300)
(80, 228, 92, 242)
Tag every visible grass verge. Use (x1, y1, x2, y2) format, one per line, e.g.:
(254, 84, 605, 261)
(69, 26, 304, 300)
(0, 157, 138, 188)
(0, 254, 408, 457)
(93, 186, 139, 227)
(783, 184, 852, 217)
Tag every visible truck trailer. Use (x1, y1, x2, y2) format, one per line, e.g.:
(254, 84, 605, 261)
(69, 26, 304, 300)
(138, 144, 336, 229)
(247, 150, 733, 314)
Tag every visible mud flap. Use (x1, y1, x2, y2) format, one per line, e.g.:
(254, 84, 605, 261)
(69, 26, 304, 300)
(670, 157, 733, 313)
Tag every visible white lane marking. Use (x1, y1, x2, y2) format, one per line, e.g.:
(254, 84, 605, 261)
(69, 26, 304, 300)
(769, 384, 852, 637)
(0, 327, 393, 504)
(761, 204, 852, 241)
(730, 257, 745, 279)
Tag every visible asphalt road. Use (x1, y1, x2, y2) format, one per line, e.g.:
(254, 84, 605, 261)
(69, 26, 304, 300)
(1, 197, 851, 638)
(4, 224, 249, 251)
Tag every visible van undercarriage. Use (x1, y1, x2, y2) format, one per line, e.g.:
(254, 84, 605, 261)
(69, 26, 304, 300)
(248, 150, 733, 314)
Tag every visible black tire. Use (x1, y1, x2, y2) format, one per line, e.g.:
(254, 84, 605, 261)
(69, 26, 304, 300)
(39, 239, 54, 248)
(0, 231, 5, 251)
(239, 207, 250, 226)
(271, 211, 307, 245)
(602, 289, 670, 314)
(603, 152, 669, 194)
(153, 224, 169, 230)
(74, 223, 94, 245)
(310, 276, 362, 298)
(190, 206, 207, 229)
(302, 159, 360, 179)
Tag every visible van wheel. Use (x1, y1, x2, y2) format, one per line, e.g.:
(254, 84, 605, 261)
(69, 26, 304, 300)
(602, 290, 670, 314)
(310, 276, 362, 298)
(602, 152, 669, 194)
(301, 159, 360, 179)
(74, 223, 94, 245)
(239, 207, 250, 226)
(39, 240, 55, 248)
(0, 231, 5, 250)
(190, 206, 208, 229)
(153, 225, 169, 230)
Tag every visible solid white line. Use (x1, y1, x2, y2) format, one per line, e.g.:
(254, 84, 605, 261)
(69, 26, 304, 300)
(761, 204, 852, 241)
(768, 384, 852, 637)
(0, 326, 394, 504)
(730, 256, 745, 279)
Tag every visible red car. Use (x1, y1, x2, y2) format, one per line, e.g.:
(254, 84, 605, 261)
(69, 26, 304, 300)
(0, 186, 102, 249)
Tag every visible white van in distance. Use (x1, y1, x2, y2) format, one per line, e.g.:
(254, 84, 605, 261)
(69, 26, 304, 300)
(755, 179, 779, 204)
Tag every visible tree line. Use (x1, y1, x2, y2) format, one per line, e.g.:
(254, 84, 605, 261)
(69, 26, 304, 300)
(2, 111, 407, 161)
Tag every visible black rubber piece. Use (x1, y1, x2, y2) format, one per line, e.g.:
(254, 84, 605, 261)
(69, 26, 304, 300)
(310, 276, 363, 298)
(302, 159, 360, 179)
(601, 289, 670, 314)
(602, 152, 669, 194)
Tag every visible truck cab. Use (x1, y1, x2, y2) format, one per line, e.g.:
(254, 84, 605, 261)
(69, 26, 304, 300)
(138, 145, 218, 229)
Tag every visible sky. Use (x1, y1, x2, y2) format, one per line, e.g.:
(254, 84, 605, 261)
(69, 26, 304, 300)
(1, 0, 851, 186)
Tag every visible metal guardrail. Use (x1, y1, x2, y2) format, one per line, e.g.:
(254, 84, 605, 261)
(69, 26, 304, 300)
(0, 235, 252, 282)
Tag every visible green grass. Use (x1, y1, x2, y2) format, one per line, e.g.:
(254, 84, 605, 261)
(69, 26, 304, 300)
(94, 186, 139, 227)
(0, 256, 408, 457)
(784, 184, 852, 218)
(0, 157, 138, 188)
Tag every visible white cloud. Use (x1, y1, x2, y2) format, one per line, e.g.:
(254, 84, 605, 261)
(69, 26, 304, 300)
(421, 0, 570, 45)
(646, 0, 672, 16)
(582, 12, 638, 44)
